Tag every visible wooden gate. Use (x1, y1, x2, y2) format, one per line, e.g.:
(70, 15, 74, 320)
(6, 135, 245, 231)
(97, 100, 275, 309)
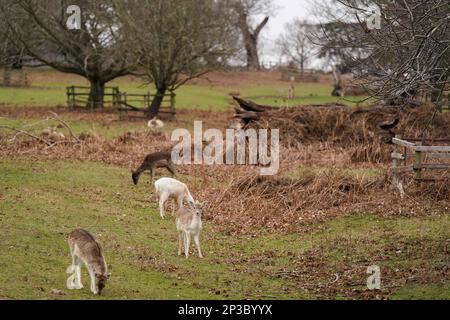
(66, 86, 176, 118)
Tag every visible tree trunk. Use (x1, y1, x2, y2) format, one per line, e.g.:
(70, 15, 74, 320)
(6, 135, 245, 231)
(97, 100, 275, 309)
(147, 87, 167, 116)
(245, 36, 260, 70)
(238, 13, 269, 70)
(87, 78, 105, 109)
(300, 59, 304, 78)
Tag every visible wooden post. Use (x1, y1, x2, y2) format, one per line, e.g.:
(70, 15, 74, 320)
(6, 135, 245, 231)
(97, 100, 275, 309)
(113, 87, 120, 109)
(3, 66, 11, 86)
(144, 92, 150, 109)
(67, 87, 70, 109)
(414, 141, 423, 180)
(67, 86, 75, 110)
(170, 92, 176, 114)
(392, 135, 401, 181)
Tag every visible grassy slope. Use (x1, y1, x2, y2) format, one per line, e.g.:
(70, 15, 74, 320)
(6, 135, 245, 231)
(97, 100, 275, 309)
(0, 71, 369, 110)
(0, 159, 448, 300)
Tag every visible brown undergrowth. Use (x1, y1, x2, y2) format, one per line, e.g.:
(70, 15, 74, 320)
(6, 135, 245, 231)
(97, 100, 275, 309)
(248, 105, 450, 163)
(1, 105, 449, 235)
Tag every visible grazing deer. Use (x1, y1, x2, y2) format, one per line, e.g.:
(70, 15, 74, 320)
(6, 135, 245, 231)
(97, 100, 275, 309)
(154, 177, 195, 219)
(66, 229, 111, 295)
(176, 202, 204, 259)
(132, 151, 177, 185)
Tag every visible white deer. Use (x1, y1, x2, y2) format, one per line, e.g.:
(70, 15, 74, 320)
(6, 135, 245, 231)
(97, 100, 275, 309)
(154, 177, 195, 219)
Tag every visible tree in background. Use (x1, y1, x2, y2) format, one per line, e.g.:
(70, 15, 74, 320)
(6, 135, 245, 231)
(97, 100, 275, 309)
(232, 0, 274, 70)
(0, 10, 25, 85)
(115, 0, 238, 116)
(312, 0, 450, 108)
(277, 19, 317, 77)
(0, 0, 136, 108)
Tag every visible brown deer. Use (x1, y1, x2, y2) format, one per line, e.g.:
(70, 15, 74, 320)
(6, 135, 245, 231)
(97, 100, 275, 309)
(132, 151, 177, 185)
(66, 229, 110, 295)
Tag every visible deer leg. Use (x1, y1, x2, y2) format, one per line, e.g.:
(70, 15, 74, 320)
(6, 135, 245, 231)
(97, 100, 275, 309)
(167, 162, 177, 177)
(74, 256, 83, 289)
(150, 167, 155, 185)
(159, 192, 169, 219)
(194, 234, 203, 258)
(88, 267, 98, 295)
(178, 231, 183, 256)
(185, 233, 191, 259)
(176, 195, 184, 211)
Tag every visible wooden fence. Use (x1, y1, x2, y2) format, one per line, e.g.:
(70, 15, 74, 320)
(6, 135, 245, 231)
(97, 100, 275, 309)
(1, 67, 30, 87)
(66, 86, 120, 109)
(392, 136, 450, 182)
(280, 68, 320, 83)
(66, 86, 176, 118)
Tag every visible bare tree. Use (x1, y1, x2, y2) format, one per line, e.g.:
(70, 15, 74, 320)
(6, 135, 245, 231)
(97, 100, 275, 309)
(115, 0, 237, 116)
(313, 0, 450, 108)
(232, 0, 274, 70)
(277, 19, 317, 76)
(0, 0, 136, 108)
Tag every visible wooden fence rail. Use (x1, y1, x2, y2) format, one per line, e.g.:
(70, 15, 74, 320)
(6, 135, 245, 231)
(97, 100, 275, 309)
(392, 136, 450, 181)
(66, 86, 176, 118)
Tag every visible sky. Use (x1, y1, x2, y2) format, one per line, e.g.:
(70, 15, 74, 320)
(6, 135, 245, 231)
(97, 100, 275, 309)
(266, 0, 315, 40)
(259, 0, 321, 63)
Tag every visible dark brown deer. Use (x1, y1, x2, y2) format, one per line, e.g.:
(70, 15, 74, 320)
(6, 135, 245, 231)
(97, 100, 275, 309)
(132, 151, 177, 185)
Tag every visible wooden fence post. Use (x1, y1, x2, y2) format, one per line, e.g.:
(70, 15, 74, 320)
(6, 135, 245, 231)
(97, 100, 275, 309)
(3, 66, 11, 86)
(392, 135, 401, 181)
(414, 142, 423, 180)
(170, 92, 176, 114)
(67, 86, 74, 110)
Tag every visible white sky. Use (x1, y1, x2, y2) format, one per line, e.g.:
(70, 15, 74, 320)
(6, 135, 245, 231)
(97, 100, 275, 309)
(266, 0, 315, 40)
(259, 0, 320, 63)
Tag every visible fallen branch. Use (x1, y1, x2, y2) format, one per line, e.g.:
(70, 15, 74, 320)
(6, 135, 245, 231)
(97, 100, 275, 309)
(0, 125, 52, 146)
(48, 112, 81, 143)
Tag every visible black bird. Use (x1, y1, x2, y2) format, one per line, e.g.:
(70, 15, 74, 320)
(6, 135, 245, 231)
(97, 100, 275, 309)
(377, 118, 400, 131)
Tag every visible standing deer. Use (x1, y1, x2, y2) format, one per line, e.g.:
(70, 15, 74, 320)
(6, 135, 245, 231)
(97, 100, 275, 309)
(176, 202, 204, 259)
(154, 177, 195, 219)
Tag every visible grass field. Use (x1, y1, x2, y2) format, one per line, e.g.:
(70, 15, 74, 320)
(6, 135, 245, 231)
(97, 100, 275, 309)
(0, 69, 369, 110)
(0, 69, 448, 300)
(0, 159, 448, 300)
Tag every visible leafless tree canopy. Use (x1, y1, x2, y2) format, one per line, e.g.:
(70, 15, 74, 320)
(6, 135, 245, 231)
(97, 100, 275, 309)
(277, 19, 317, 75)
(314, 0, 450, 107)
(114, 0, 238, 115)
(0, 0, 136, 108)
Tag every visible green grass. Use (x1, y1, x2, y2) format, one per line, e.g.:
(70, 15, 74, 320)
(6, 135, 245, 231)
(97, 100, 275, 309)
(0, 158, 449, 300)
(0, 70, 370, 110)
(0, 116, 146, 139)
